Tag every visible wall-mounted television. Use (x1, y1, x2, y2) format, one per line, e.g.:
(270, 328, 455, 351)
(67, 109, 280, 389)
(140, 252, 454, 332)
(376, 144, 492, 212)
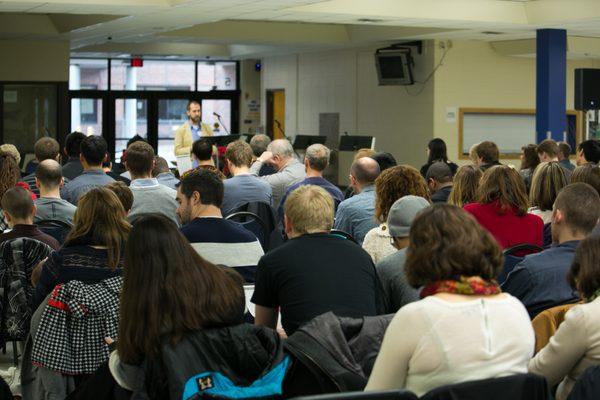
(375, 47, 414, 86)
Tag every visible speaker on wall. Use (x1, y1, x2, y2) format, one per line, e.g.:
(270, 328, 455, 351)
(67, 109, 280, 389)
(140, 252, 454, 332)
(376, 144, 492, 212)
(575, 68, 600, 110)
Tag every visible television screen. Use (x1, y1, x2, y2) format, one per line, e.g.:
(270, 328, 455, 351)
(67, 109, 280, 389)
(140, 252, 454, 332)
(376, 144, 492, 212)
(375, 49, 414, 86)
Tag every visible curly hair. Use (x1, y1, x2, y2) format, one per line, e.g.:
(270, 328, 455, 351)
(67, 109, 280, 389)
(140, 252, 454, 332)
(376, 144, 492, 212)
(0, 152, 21, 201)
(405, 204, 504, 287)
(375, 165, 431, 223)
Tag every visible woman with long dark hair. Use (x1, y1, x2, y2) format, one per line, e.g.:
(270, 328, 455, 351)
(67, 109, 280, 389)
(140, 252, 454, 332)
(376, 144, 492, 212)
(108, 215, 287, 399)
(420, 138, 458, 178)
(33, 187, 130, 308)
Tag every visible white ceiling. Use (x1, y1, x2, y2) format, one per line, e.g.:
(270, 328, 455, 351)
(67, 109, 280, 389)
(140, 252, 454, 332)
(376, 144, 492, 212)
(1, 0, 600, 58)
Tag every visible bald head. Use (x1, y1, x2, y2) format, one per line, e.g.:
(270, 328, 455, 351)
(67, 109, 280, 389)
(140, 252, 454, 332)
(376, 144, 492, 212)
(36, 159, 63, 191)
(351, 157, 381, 186)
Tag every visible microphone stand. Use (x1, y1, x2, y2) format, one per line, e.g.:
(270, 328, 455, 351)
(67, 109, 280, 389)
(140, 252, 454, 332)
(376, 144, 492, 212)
(215, 114, 230, 135)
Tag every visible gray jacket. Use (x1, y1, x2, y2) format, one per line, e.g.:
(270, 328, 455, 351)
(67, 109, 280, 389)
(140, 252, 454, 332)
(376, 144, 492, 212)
(250, 158, 305, 207)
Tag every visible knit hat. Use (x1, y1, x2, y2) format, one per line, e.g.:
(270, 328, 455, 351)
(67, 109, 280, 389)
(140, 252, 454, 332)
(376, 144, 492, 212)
(387, 195, 430, 238)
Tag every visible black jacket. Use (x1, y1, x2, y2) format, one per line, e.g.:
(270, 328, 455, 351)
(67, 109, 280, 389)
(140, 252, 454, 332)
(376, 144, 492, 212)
(285, 312, 393, 394)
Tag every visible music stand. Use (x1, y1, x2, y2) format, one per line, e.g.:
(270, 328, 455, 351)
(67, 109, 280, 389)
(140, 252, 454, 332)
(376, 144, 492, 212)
(204, 134, 242, 147)
(293, 135, 327, 150)
(339, 136, 375, 151)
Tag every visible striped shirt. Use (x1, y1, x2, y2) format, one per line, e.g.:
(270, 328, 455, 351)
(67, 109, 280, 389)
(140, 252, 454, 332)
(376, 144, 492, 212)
(180, 217, 264, 283)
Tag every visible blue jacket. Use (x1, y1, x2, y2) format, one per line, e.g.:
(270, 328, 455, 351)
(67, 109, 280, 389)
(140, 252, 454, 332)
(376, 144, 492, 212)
(502, 240, 580, 318)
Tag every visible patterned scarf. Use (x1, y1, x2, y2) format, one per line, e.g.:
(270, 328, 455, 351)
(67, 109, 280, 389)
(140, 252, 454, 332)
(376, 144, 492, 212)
(587, 288, 600, 303)
(420, 276, 501, 299)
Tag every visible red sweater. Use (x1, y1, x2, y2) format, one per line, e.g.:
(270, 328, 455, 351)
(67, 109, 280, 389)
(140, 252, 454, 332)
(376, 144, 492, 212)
(464, 201, 544, 249)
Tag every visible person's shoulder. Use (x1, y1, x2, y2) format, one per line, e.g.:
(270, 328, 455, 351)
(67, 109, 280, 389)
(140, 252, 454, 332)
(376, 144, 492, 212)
(222, 219, 259, 240)
(524, 212, 544, 226)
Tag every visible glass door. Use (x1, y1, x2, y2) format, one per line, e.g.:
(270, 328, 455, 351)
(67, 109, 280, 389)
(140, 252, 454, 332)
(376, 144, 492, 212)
(114, 98, 148, 163)
(71, 97, 103, 136)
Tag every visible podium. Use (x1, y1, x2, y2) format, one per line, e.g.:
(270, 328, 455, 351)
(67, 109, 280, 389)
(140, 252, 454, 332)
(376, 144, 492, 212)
(338, 135, 376, 187)
(293, 135, 327, 150)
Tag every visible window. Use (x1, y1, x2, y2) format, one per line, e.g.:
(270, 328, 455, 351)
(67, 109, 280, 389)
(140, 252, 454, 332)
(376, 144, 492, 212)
(198, 61, 237, 91)
(70, 59, 108, 90)
(111, 60, 195, 91)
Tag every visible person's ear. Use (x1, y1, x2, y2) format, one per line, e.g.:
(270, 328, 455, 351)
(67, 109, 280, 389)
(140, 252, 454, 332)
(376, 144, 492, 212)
(3, 211, 12, 224)
(59, 177, 65, 188)
(124, 161, 129, 171)
(553, 208, 563, 225)
(79, 154, 85, 164)
(35, 177, 41, 189)
(284, 215, 293, 235)
(192, 191, 201, 206)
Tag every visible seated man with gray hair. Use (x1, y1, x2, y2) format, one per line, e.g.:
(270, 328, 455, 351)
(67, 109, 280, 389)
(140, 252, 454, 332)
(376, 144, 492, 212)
(278, 143, 343, 218)
(250, 138, 306, 207)
(252, 185, 383, 336)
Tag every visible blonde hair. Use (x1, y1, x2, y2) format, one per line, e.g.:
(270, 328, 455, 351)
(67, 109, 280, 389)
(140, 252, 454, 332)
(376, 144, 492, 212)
(529, 162, 568, 211)
(284, 185, 334, 235)
(0, 144, 21, 165)
(65, 187, 131, 269)
(448, 165, 483, 208)
(354, 148, 376, 161)
(468, 143, 480, 164)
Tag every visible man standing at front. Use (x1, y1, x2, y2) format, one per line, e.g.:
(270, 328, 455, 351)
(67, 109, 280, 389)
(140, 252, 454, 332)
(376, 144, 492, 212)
(174, 100, 214, 158)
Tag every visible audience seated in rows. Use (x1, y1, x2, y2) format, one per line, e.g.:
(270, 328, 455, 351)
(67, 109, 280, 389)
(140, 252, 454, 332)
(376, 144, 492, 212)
(61, 131, 86, 180)
(106, 215, 255, 399)
(366, 204, 534, 396)
(105, 181, 134, 215)
(503, 183, 600, 319)
(177, 168, 264, 282)
(191, 138, 225, 179)
(221, 140, 272, 216)
(475, 141, 502, 171)
(22, 138, 63, 197)
(125, 141, 179, 226)
(576, 139, 600, 166)
(0, 144, 21, 170)
(426, 162, 454, 203)
(250, 138, 305, 207)
(63, 136, 115, 205)
(520, 144, 541, 193)
(279, 143, 344, 218)
(152, 156, 179, 190)
(363, 165, 430, 263)
(537, 139, 572, 180)
(420, 138, 458, 178)
(103, 153, 131, 185)
(1, 152, 26, 231)
(376, 195, 428, 313)
(558, 141, 575, 171)
(32, 187, 129, 309)
(528, 162, 568, 225)
(0, 187, 60, 250)
(334, 157, 380, 244)
(34, 159, 77, 226)
(464, 165, 543, 250)
(528, 235, 600, 400)
(252, 185, 383, 336)
(371, 151, 398, 173)
(249, 134, 277, 176)
(448, 165, 482, 208)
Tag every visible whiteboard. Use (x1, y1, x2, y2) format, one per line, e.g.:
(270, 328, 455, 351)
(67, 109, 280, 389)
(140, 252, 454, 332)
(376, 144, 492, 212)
(462, 113, 536, 155)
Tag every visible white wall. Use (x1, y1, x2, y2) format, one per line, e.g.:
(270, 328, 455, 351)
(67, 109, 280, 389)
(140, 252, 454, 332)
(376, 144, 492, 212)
(261, 42, 435, 171)
(239, 59, 262, 134)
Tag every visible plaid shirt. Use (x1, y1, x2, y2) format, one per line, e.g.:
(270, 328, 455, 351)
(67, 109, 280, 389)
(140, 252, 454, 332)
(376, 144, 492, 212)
(0, 211, 7, 233)
(31, 277, 122, 374)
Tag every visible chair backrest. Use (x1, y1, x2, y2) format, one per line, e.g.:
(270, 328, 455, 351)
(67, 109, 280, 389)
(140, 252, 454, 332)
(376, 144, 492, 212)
(226, 202, 280, 251)
(329, 229, 358, 244)
(567, 365, 600, 400)
(36, 219, 72, 245)
(420, 373, 549, 400)
(0, 238, 53, 343)
(292, 390, 418, 400)
(497, 243, 544, 284)
(542, 222, 552, 248)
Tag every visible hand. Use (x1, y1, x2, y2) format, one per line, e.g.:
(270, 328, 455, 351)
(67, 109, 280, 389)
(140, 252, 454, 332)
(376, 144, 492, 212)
(258, 151, 273, 163)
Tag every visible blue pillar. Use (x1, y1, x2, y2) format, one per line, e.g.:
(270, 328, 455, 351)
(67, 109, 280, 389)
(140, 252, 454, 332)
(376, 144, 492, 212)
(536, 29, 567, 143)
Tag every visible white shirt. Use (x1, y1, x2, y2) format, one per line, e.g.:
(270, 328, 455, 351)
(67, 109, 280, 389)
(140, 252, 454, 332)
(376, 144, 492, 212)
(366, 294, 534, 396)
